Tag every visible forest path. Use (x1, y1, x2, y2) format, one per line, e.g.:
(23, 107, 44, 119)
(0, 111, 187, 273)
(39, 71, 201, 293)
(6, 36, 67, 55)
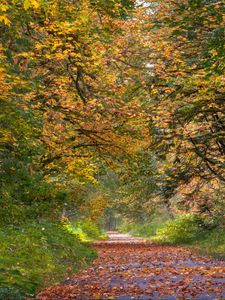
(37, 232, 225, 300)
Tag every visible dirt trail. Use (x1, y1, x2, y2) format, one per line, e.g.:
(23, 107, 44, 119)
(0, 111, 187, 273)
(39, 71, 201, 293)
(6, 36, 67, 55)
(37, 232, 225, 300)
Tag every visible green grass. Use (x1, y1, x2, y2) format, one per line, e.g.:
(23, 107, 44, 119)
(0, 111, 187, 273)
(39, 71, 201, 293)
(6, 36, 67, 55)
(151, 214, 204, 244)
(188, 227, 225, 260)
(120, 214, 225, 260)
(151, 214, 225, 259)
(119, 221, 164, 238)
(64, 220, 107, 242)
(0, 221, 97, 300)
(119, 213, 170, 238)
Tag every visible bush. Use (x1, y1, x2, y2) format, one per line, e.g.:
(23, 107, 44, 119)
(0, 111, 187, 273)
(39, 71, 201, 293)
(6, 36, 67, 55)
(0, 221, 97, 299)
(120, 214, 225, 259)
(118, 222, 134, 234)
(119, 222, 161, 238)
(64, 220, 106, 242)
(133, 222, 165, 238)
(190, 227, 225, 260)
(119, 214, 170, 238)
(152, 214, 204, 244)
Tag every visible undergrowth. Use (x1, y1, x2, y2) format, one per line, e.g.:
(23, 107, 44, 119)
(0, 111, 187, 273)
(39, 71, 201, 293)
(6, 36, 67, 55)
(64, 220, 107, 242)
(119, 220, 164, 238)
(0, 221, 98, 300)
(120, 214, 225, 260)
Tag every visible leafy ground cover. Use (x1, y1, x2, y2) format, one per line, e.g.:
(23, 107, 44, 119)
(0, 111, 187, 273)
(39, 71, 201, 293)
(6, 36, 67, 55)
(121, 214, 225, 259)
(64, 220, 107, 242)
(119, 217, 168, 239)
(0, 221, 98, 300)
(151, 215, 225, 260)
(37, 233, 225, 300)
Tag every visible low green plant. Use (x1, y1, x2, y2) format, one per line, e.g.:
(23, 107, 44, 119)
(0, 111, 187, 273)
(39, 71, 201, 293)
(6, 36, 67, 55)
(64, 220, 106, 242)
(119, 214, 169, 238)
(118, 221, 134, 234)
(151, 214, 225, 259)
(152, 214, 203, 244)
(0, 221, 97, 299)
(190, 226, 225, 260)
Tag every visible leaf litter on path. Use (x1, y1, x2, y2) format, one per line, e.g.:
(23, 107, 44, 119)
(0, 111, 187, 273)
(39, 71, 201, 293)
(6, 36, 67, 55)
(37, 233, 225, 300)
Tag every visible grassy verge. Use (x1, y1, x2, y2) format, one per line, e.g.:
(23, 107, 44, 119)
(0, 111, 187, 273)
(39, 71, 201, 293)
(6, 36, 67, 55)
(0, 221, 99, 300)
(64, 220, 107, 242)
(120, 214, 225, 260)
(184, 227, 225, 260)
(119, 220, 164, 238)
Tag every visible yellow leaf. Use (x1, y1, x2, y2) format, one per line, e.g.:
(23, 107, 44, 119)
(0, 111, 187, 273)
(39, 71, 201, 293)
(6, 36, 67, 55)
(0, 15, 10, 26)
(24, 0, 40, 10)
(0, 5, 9, 12)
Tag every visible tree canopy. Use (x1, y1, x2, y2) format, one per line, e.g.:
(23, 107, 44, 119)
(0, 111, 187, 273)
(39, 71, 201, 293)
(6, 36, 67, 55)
(0, 0, 224, 227)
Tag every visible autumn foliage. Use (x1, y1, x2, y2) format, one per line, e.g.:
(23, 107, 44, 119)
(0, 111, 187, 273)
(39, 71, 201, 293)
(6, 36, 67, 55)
(37, 234, 225, 300)
(0, 0, 224, 298)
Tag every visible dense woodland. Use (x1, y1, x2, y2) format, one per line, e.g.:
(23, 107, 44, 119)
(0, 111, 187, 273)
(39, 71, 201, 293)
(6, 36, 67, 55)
(0, 0, 224, 298)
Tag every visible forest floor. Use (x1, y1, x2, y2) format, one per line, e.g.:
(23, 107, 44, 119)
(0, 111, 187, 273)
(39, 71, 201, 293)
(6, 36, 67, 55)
(37, 232, 225, 300)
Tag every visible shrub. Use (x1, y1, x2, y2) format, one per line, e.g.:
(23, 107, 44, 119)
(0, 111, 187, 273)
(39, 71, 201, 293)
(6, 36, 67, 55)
(152, 214, 203, 244)
(119, 215, 170, 238)
(190, 226, 225, 260)
(133, 222, 165, 238)
(0, 221, 97, 299)
(64, 220, 106, 242)
(118, 221, 134, 234)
